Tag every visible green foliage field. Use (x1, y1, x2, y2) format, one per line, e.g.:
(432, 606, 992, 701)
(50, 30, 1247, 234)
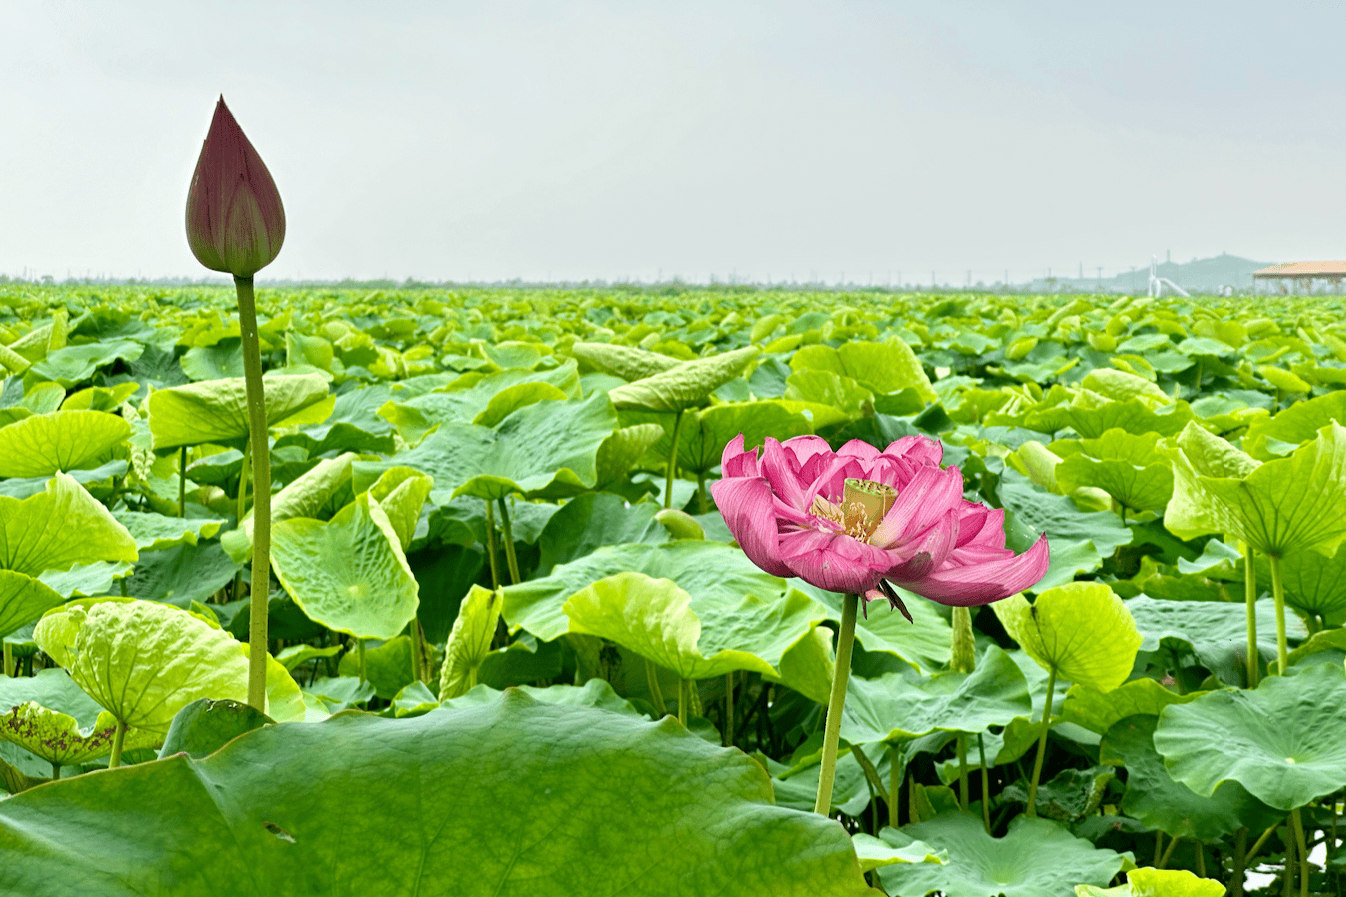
(0, 282, 1344, 896)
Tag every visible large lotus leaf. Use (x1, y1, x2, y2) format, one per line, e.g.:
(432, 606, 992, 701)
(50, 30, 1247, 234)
(1126, 595, 1304, 682)
(803, 583, 952, 672)
(273, 387, 398, 456)
(998, 471, 1132, 589)
(1054, 428, 1173, 512)
(849, 833, 946, 871)
(506, 540, 787, 643)
(353, 392, 618, 503)
(1076, 868, 1227, 897)
(223, 453, 357, 561)
(0, 410, 131, 478)
(157, 698, 273, 760)
(0, 572, 66, 640)
(438, 585, 502, 700)
(563, 571, 832, 699)
(378, 362, 582, 443)
(570, 341, 681, 380)
(112, 511, 223, 552)
(1153, 662, 1346, 811)
(790, 340, 937, 402)
(1244, 390, 1346, 456)
(595, 423, 665, 486)
(1166, 421, 1346, 556)
(181, 341, 244, 381)
(994, 583, 1142, 691)
(269, 493, 419, 641)
(783, 370, 874, 415)
(607, 346, 760, 412)
(1063, 396, 1196, 440)
(0, 472, 137, 576)
(28, 339, 144, 388)
(876, 813, 1126, 897)
(1101, 714, 1275, 840)
(0, 670, 156, 765)
(534, 492, 664, 576)
(669, 400, 814, 476)
(1059, 678, 1202, 736)
(0, 691, 876, 897)
(839, 646, 1032, 744)
(147, 373, 334, 449)
(32, 599, 249, 734)
(126, 542, 241, 608)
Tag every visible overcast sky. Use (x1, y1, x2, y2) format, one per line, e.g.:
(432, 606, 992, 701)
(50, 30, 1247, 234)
(3, 1, 1344, 285)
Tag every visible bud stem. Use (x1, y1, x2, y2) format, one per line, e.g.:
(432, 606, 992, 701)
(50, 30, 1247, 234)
(235, 275, 272, 712)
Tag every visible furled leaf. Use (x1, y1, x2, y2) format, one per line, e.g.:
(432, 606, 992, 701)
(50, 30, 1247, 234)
(607, 346, 760, 412)
(438, 585, 502, 700)
(570, 342, 681, 380)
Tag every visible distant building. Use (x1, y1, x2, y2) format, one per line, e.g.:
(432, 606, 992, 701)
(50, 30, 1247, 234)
(1252, 261, 1346, 294)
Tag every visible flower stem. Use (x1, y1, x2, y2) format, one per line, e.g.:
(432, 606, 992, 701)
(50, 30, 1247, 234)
(108, 720, 128, 770)
(496, 497, 522, 584)
(234, 274, 271, 713)
(957, 733, 970, 809)
(645, 659, 666, 716)
(1244, 541, 1259, 688)
(664, 409, 684, 510)
(178, 445, 187, 517)
(814, 592, 859, 816)
(483, 500, 501, 590)
(1291, 807, 1309, 897)
(357, 638, 367, 686)
(1025, 665, 1058, 818)
(889, 744, 901, 829)
(409, 619, 424, 683)
(1270, 553, 1288, 675)
(232, 440, 251, 604)
(724, 672, 734, 747)
(978, 733, 991, 832)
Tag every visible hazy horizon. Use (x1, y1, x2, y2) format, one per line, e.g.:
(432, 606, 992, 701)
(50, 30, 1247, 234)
(4, 2, 1343, 284)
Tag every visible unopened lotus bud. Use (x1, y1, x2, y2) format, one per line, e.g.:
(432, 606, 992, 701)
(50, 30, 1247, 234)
(185, 97, 285, 277)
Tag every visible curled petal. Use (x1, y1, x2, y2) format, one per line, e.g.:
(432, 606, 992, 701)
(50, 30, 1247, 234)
(893, 534, 1051, 606)
(709, 477, 793, 577)
(883, 508, 960, 580)
(837, 439, 882, 463)
(884, 435, 944, 467)
(781, 435, 833, 465)
(720, 433, 760, 478)
(957, 505, 1008, 550)
(870, 465, 964, 547)
(760, 437, 810, 513)
(776, 530, 886, 594)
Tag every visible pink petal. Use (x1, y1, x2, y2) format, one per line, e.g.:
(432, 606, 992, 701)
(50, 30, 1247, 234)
(837, 439, 882, 462)
(709, 477, 793, 577)
(883, 508, 960, 580)
(869, 464, 965, 547)
(720, 434, 760, 478)
(956, 505, 1008, 550)
(892, 534, 1050, 606)
(884, 435, 944, 467)
(781, 435, 833, 465)
(776, 529, 887, 594)
(760, 437, 810, 513)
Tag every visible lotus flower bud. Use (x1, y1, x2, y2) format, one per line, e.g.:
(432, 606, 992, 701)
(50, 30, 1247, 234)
(185, 97, 285, 277)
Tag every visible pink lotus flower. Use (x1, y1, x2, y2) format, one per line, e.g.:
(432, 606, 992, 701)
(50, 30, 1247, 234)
(711, 434, 1049, 619)
(186, 97, 286, 277)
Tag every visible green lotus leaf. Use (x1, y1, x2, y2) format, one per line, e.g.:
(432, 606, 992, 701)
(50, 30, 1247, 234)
(994, 583, 1142, 692)
(594, 423, 665, 486)
(354, 392, 617, 503)
(562, 571, 832, 699)
(147, 373, 334, 450)
(29, 339, 144, 388)
(1127, 595, 1304, 682)
(1054, 428, 1173, 512)
(665, 400, 813, 476)
(365, 467, 433, 550)
(0, 572, 65, 640)
(0, 668, 155, 766)
(0, 691, 876, 897)
(180, 341, 244, 381)
(1244, 390, 1346, 457)
(1081, 368, 1170, 403)
(273, 388, 397, 456)
(839, 646, 1032, 744)
(1166, 421, 1346, 556)
(125, 542, 240, 608)
(0, 472, 137, 577)
(378, 362, 581, 444)
(534, 493, 664, 576)
(1101, 714, 1275, 840)
(1153, 662, 1346, 811)
(849, 833, 945, 871)
(998, 471, 1132, 589)
(1062, 396, 1196, 439)
(285, 330, 333, 372)
(607, 346, 760, 413)
(791, 339, 937, 402)
(32, 599, 249, 734)
(337, 636, 414, 700)
(1256, 545, 1346, 619)
(224, 453, 357, 562)
(438, 585, 502, 700)
(812, 583, 952, 671)
(0, 410, 131, 478)
(157, 698, 272, 760)
(1076, 868, 1226, 897)
(274, 643, 340, 672)
(1059, 677, 1202, 735)
(876, 813, 1126, 897)
(570, 341, 681, 380)
(269, 493, 419, 641)
(112, 511, 223, 552)
(783, 370, 874, 415)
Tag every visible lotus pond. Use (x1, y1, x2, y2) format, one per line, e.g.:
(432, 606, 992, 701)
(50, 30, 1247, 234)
(0, 283, 1344, 896)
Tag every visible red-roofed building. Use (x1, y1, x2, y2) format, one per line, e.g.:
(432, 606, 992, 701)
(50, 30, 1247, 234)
(1252, 262, 1346, 294)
